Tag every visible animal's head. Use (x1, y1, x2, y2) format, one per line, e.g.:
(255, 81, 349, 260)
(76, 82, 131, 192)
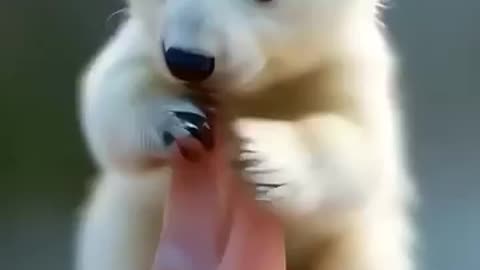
(128, 0, 381, 93)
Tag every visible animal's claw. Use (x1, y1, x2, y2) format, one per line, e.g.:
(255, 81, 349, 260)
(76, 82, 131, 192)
(171, 111, 213, 150)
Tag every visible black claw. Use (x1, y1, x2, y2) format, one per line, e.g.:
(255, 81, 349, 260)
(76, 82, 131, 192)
(185, 125, 214, 150)
(173, 111, 206, 127)
(185, 126, 202, 143)
(255, 183, 286, 188)
(254, 183, 286, 197)
(163, 132, 175, 147)
(172, 111, 214, 150)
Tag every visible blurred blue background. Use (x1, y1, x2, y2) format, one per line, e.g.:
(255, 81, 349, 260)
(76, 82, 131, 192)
(0, 0, 478, 269)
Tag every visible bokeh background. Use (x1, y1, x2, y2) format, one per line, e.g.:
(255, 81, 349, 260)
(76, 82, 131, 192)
(1, 0, 479, 269)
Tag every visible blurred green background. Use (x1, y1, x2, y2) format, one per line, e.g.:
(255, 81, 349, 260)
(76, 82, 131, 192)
(0, 1, 479, 270)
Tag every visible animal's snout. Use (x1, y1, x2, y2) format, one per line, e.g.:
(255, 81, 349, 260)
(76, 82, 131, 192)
(163, 45, 215, 82)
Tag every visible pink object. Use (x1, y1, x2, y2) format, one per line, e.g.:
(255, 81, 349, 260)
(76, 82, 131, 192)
(152, 117, 286, 270)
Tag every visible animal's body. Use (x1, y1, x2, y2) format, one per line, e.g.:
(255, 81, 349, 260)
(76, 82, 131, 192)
(76, 0, 415, 269)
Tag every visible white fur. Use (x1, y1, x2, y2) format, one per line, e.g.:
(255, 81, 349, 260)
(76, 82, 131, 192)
(76, 0, 415, 269)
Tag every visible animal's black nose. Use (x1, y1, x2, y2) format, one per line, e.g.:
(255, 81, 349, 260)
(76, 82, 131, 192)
(163, 46, 215, 82)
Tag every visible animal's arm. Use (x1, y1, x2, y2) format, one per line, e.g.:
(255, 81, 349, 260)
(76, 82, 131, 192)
(80, 20, 206, 173)
(76, 20, 210, 270)
(298, 51, 401, 211)
(236, 27, 404, 216)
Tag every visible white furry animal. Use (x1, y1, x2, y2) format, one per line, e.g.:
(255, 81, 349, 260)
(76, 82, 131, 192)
(76, 0, 415, 270)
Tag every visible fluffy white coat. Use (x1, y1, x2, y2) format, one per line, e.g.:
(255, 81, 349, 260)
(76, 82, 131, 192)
(76, 0, 415, 269)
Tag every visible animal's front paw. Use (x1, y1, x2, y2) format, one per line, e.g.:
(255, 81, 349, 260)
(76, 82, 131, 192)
(142, 98, 213, 162)
(237, 138, 294, 204)
(233, 119, 319, 216)
(162, 110, 213, 152)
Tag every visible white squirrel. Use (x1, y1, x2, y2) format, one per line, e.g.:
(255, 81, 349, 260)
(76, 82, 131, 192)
(76, 0, 416, 270)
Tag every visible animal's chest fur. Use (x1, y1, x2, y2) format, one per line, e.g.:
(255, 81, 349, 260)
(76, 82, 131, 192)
(217, 70, 355, 270)
(224, 68, 349, 122)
